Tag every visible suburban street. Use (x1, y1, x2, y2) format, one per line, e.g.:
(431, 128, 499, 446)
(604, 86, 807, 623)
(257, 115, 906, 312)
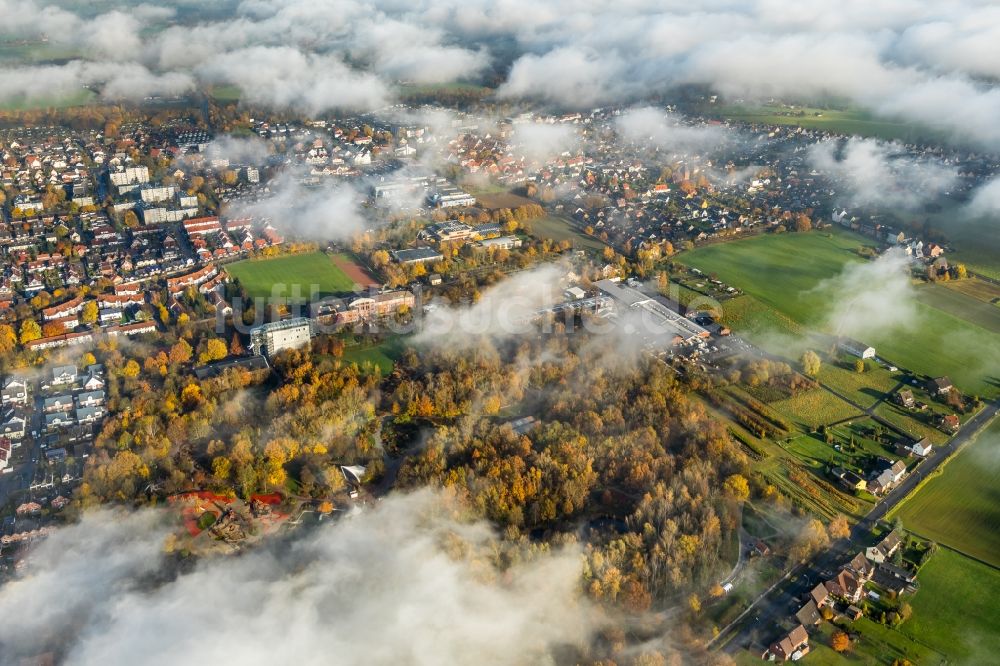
(714, 397, 1000, 654)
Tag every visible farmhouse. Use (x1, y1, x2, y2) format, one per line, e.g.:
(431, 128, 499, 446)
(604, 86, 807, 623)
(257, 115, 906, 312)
(838, 338, 875, 359)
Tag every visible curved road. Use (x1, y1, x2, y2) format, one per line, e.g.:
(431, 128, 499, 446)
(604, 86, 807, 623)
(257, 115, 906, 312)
(712, 398, 999, 653)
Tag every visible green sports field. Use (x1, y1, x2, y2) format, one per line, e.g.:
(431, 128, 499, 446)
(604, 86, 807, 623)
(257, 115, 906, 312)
(226, 252, 357, 300)
(679, 231, 1000, 396)
(893, 422, 1000, 567)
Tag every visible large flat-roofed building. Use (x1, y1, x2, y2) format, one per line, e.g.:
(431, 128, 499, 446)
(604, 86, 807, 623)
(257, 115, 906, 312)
(595, 279, 710, 346)
(250, 317, 315, 358)
(392, 247, 444, 264)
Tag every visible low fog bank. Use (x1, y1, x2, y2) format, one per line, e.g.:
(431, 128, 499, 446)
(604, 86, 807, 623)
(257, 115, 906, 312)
(0, 490, 598, 666)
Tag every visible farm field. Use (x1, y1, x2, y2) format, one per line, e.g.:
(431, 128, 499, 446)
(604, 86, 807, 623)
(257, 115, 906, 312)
(917, 282, 1000, 333)
(941, 276, 1000, 303)
(893, 422, 1000, 566)
(769, 389, 863, 431)
(705, 103, 939, 144)
(529, 215, 606, 253)
(715, 295, 805, 353)
(0, 88, 98, 111)
(679, 230, 873, 326)
(679, 231, 1000, 397)
(226, 252, 356, 299)
(899, 547, 1000, 662)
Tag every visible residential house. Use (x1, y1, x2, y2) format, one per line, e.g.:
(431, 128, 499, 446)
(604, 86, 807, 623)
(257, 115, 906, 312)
(927, 376, 953, 396)
(766, 625, 810, 662)
(885, 459, 907, 484)
(81, 366, 105, 391)
(895, 389, 915, 409)
(795, 601, 822, 627)
(939, 414, 960, 434)
(809, 583, 830, 608)
(75, 390, 105, 408)
(846, 552, 875, 581)
(75, 405, 106, 424)
(42, 395, 74, 413)
(1, 410, 27, 440)
(865, 531, 902, 564)
(1, 376, 29, 406)
(44, 411, 75, 431)
(910, 438, 933, 457)
(49, 365, 77, 387)
(825, 569, 864, 603)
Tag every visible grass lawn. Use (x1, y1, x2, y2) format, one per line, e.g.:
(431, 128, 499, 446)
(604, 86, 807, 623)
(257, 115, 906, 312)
(528, 215, 606, 253)
(782, 419, 903, 475)
(227, 252, 357, 299)
(340, 337, 407, 374)
(893, 422, 1000, 567)
(899, 547, 1000, 662)
(769, 389, 863, 431)
(680, 231, 1000, 397)
(816, 356, 901, 409)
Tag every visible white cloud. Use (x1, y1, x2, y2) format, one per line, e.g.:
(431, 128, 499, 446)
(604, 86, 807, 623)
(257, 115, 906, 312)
(0, 491, 597, 665)
(615, 107, 732, 155)
(808, 138, 958, 210)
(815, 248, 921, 341)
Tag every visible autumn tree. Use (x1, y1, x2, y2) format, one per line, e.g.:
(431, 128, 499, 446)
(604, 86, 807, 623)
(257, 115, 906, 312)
(121, 359, 140, 379)
(789, 518, 830, 563)
(801, 350, 821, 377)
(854, 359, 866, 374)
(198, 338, 228, 365)
(169, 339, 193, 364)
(831, 630, 850, 652)
(18, 319, 42, 345)
(723, 474, 750, 502)
(827, 514, 851, 540)
(81, 300, 99, 324)
(0, 324, 17, 354)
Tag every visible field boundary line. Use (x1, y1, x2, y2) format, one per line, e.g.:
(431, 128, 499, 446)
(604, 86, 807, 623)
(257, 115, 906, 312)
(888, 404, 998, 519)
(908, 536, 1000, 573)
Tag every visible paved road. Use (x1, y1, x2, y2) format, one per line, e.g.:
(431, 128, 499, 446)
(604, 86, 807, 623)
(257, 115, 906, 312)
(713, 398, 999, 653)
